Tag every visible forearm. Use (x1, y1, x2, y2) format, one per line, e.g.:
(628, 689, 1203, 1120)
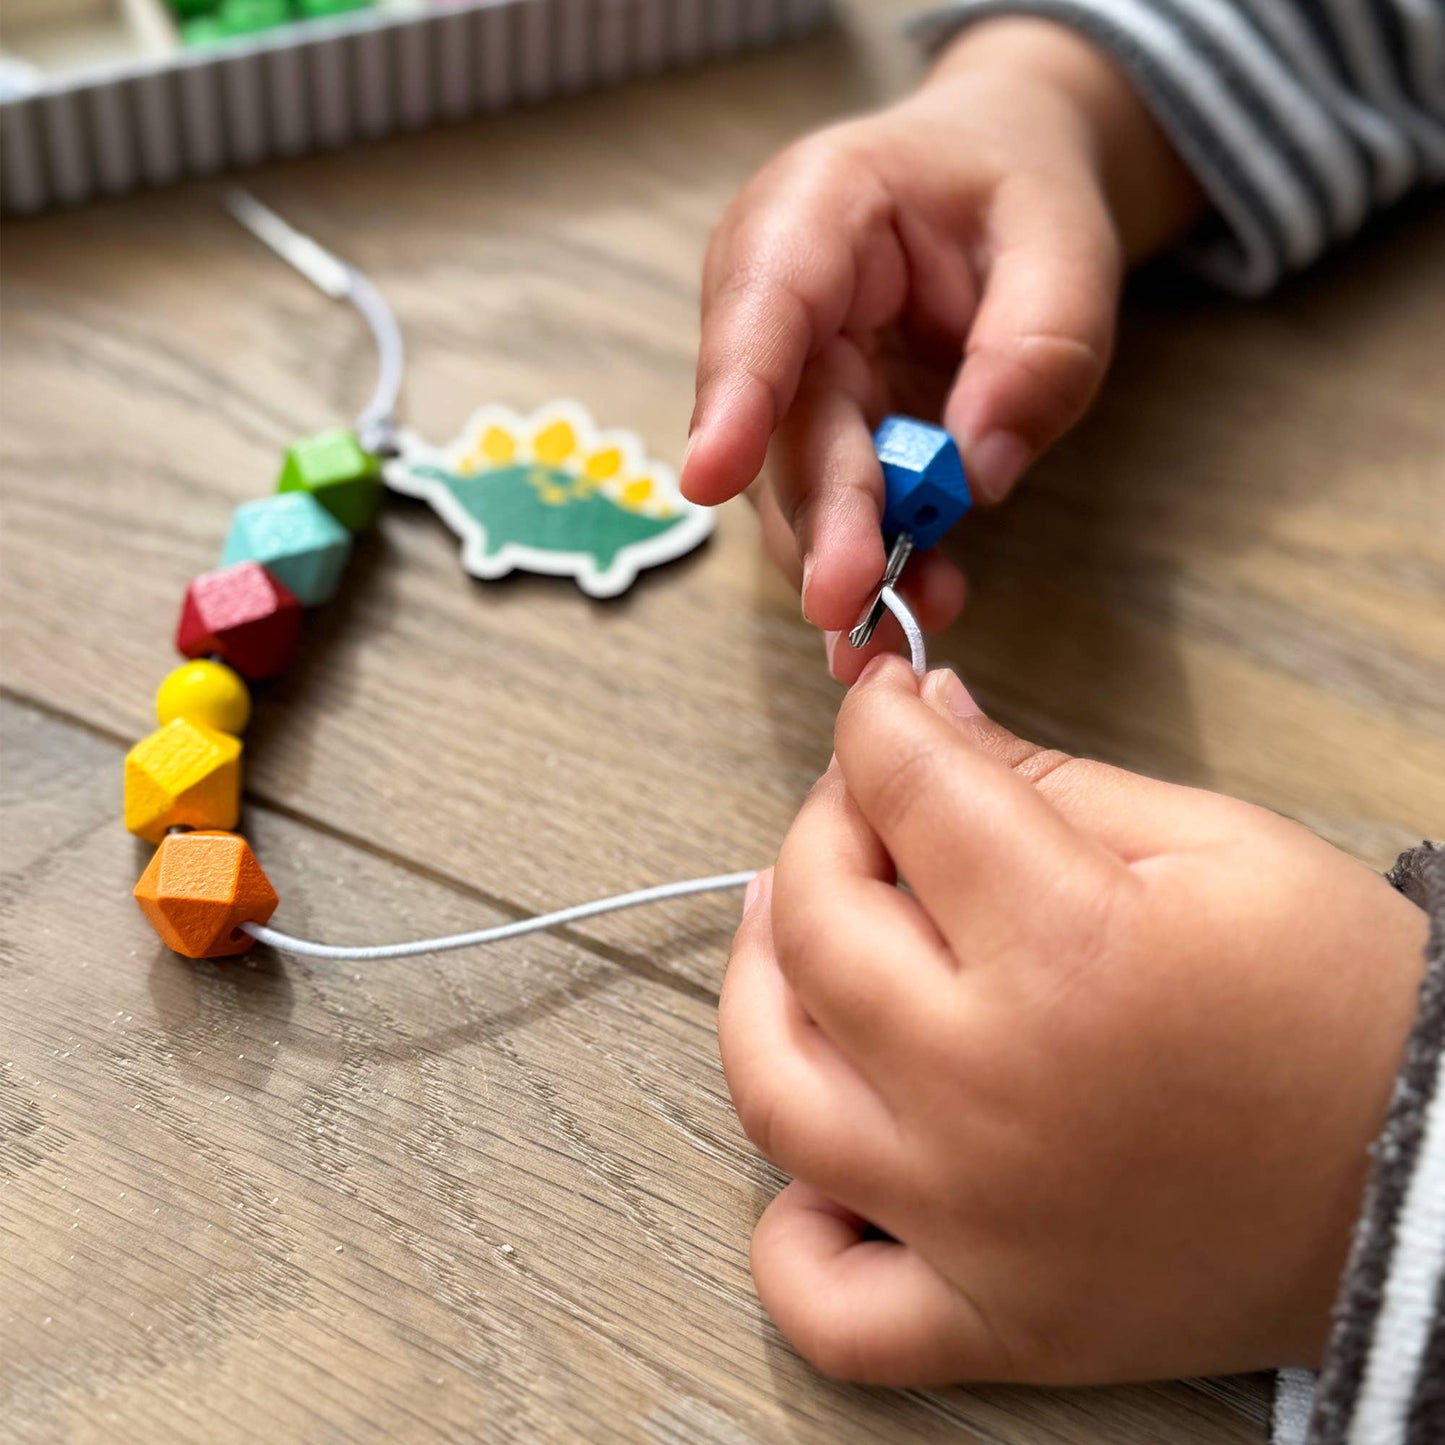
(913, 1, 1445, 294)
(925, 16, 1206, 262)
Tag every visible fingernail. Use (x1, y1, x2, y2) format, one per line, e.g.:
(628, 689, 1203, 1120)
(742, 868, 771, 917)
(801, 557, 815, 623)
(823, 629, 843, 677)
(742, 875, 761, 913)
(924, 668, 983, 721)
(966, 431, 1031, 502)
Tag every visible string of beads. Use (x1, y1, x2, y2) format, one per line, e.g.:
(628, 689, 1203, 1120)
(128, 429, 384, 958)
(125, 458, 925, 961)
(125, 196, 950, 965)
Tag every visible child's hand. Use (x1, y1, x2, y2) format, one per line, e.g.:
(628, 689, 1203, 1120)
(719, 657, 1428, 1384)
(682, 19, 1202, 681)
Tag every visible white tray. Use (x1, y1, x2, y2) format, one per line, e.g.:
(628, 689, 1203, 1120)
(0, 0, 830, 215)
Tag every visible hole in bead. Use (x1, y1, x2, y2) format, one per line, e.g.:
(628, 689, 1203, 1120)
(913, 504, 939, 527)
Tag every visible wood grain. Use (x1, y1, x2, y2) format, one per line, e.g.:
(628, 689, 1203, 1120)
(0, 699, 1266, 1443)
(2, 1, 1441, 1438)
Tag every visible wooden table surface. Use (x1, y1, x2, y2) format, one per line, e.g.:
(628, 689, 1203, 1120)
(3, 4, 1443, 1441)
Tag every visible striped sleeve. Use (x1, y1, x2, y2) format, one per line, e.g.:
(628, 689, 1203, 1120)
(910, 1, 1445, 294)
(1304, 843, 1445, 1445)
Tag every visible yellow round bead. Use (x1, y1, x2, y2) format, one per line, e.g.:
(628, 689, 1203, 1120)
(155, 660, 251, 734)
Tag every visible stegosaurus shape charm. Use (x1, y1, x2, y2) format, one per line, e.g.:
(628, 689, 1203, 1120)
(385, 401, 713, 598)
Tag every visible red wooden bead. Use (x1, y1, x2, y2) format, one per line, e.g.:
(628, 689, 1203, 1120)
(176, 561, 302, 681)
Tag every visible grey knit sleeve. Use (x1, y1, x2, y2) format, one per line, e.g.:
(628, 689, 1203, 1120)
(910, 2, 1445, 294)
(1290, 842, 1445, 1445)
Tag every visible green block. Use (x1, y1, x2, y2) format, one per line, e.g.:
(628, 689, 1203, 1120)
(167, 0, 219, 19)
(220, 0, 291, 33)
(182, 0, 289, 42)
(239, 0, 291, 27)
(294, 0, 374, 16)
(277, 429, 383, 532)
(180, 17, 230, 44)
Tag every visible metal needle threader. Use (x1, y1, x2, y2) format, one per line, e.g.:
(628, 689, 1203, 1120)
(849, 416, 973, 651)
(849, 533, 915, 649)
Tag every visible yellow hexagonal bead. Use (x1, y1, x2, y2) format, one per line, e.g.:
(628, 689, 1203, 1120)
(124, 718, 242, 844)
(155, 660, 251, 734)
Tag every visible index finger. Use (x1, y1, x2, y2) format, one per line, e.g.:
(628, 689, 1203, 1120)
(682, 135, 903, 508)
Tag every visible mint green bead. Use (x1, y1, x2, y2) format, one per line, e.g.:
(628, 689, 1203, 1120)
(221, 493, 351, 607)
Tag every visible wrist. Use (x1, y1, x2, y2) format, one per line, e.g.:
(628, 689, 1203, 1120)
(1288, 878, 1433, 1364)
(925, 16, 1206, 261)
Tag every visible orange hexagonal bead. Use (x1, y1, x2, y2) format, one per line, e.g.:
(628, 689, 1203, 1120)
(134, 831, 279, 959)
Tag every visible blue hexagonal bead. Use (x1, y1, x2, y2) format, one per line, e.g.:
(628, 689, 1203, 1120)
(873, 415, 971, 550)
(220, 492, 352, 607)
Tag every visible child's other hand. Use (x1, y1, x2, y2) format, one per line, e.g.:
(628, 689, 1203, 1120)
(683, 19, 1202, 681)
(719, 657, 1428, 1384)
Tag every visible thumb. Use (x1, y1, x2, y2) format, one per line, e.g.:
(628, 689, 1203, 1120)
(917, 667, 1240, 858)
(943, 177, 1121, 503)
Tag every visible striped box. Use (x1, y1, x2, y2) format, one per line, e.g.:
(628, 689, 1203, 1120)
(0, 0, 831, 215)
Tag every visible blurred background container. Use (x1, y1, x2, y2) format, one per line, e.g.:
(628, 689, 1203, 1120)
(0, 0, 830, 214)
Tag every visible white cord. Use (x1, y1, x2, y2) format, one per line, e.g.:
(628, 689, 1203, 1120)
(237, 595, 930, 962)
(225, 189, 404, 455)
(881, 584, 928, 677)
(241, 870, 758, 961)
(349, 268, 405, 455)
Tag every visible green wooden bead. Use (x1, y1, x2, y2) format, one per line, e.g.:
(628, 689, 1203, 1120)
(221, 493, 352, 607)
(277, 429, 383, 532)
